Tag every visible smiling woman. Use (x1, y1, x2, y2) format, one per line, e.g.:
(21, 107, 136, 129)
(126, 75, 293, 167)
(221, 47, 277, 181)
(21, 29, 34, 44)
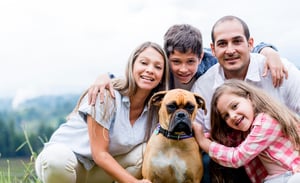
(34, 41, 170, 183)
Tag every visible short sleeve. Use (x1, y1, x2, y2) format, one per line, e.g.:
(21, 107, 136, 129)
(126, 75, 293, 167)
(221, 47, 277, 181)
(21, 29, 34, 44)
(252, 42, 278, 53)
(78, 92, 116, 130)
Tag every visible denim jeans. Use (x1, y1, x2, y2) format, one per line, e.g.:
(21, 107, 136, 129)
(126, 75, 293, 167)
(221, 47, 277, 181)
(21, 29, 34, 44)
(201, 151, 211, 183)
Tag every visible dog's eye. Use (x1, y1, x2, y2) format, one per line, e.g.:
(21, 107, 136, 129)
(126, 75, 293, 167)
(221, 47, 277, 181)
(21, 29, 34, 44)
(185, 103, 195, 114)
(167, 103, 177, 113)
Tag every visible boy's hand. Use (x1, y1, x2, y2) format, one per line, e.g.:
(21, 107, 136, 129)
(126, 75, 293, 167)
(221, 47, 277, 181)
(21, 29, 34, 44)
(88, 74, 115, 105)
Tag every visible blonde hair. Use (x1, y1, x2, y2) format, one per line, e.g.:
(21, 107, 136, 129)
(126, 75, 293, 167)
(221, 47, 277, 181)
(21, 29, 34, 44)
(69, 41, 170, 140)
(210, 79, 300, 150)
(112, 41, 169, 96)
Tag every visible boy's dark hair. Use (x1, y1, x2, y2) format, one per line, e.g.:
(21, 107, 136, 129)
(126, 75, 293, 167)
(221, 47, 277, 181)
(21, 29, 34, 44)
(163, 24, 203, 58)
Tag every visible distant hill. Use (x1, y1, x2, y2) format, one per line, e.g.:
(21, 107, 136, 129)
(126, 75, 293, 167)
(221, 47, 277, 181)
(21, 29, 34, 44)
(1, 94, 79, 120)
(9, 94, 80, 129)
(0, 93, 81, 157)
(0, 98, 13, 111)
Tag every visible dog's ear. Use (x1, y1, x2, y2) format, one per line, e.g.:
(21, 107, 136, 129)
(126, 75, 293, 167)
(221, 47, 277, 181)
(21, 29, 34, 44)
(194, 94, 207, 115)
(149, 91, 167, 107)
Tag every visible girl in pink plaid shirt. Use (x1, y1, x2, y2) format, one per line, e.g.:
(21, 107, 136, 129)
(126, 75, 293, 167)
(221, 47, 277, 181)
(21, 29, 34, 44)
(193, 79, 300, 183)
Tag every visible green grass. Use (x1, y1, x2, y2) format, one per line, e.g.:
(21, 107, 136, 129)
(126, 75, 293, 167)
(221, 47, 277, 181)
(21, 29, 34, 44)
(0, 156, 40, 183)
(0, 158, 30, 182)
(0, 128, 41, 183)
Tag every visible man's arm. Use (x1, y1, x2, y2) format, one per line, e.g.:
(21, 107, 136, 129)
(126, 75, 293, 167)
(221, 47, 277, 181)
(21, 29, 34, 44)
(253, 42, 288, 87)
(198, 43, 288, 87)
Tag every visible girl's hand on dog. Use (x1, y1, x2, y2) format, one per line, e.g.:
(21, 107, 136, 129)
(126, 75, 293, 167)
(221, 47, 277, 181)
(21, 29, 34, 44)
(192, 122, 206, 140)
(192, 122, 212, 153)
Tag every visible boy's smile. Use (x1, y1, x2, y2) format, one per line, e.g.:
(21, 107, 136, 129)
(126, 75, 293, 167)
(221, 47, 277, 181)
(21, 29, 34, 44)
(169, 50, 201, 84)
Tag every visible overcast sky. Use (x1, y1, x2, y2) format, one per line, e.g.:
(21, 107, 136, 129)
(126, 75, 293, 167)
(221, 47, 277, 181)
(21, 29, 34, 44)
(1, 0, 299, 106)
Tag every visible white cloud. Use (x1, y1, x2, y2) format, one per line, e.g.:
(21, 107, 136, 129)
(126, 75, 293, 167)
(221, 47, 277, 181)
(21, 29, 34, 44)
(0, 0, 299, 101)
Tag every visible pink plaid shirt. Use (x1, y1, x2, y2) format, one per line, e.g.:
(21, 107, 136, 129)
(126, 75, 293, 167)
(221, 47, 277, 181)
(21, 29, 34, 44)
(209, 113, 300, 183)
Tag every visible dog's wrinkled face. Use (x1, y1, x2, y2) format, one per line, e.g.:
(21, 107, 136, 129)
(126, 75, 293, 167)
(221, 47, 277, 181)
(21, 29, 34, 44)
(150, 89, 206, 135)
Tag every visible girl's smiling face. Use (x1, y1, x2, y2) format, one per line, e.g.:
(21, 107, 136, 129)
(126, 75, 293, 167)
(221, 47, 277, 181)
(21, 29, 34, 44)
(217, 93, 254, 131)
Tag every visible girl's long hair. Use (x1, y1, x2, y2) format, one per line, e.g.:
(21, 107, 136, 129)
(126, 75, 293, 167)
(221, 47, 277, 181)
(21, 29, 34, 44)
(209, 79, 300, 183)
(211, 79, 300, 150)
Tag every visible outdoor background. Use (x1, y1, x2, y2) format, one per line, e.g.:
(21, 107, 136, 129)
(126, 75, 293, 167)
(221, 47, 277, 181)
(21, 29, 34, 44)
(0, 0, 299, 181)
(1, 0, 299, 103)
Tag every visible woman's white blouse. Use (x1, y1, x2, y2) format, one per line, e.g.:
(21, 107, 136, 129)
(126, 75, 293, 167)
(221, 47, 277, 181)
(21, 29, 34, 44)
(45, 90, 149, 169)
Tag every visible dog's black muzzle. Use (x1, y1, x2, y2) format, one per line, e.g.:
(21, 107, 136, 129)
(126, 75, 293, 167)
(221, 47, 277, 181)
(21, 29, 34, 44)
(168, 110, 192, 135)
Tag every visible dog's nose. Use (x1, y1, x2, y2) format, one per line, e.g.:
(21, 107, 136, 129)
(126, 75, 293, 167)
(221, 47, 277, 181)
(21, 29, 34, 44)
(175, 111, 187, 119)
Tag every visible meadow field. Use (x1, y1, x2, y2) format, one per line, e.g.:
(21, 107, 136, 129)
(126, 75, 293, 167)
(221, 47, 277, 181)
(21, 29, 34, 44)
(0, 158, 27, 178)
(0, 157, 39, 183)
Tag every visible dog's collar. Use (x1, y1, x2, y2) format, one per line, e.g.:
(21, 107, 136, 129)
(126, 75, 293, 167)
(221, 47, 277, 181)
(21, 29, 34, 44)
(154, 124, 193, 140)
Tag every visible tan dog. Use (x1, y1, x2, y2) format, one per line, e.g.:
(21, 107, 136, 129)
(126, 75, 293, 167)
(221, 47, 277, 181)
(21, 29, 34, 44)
(142, 89, 206, 183)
